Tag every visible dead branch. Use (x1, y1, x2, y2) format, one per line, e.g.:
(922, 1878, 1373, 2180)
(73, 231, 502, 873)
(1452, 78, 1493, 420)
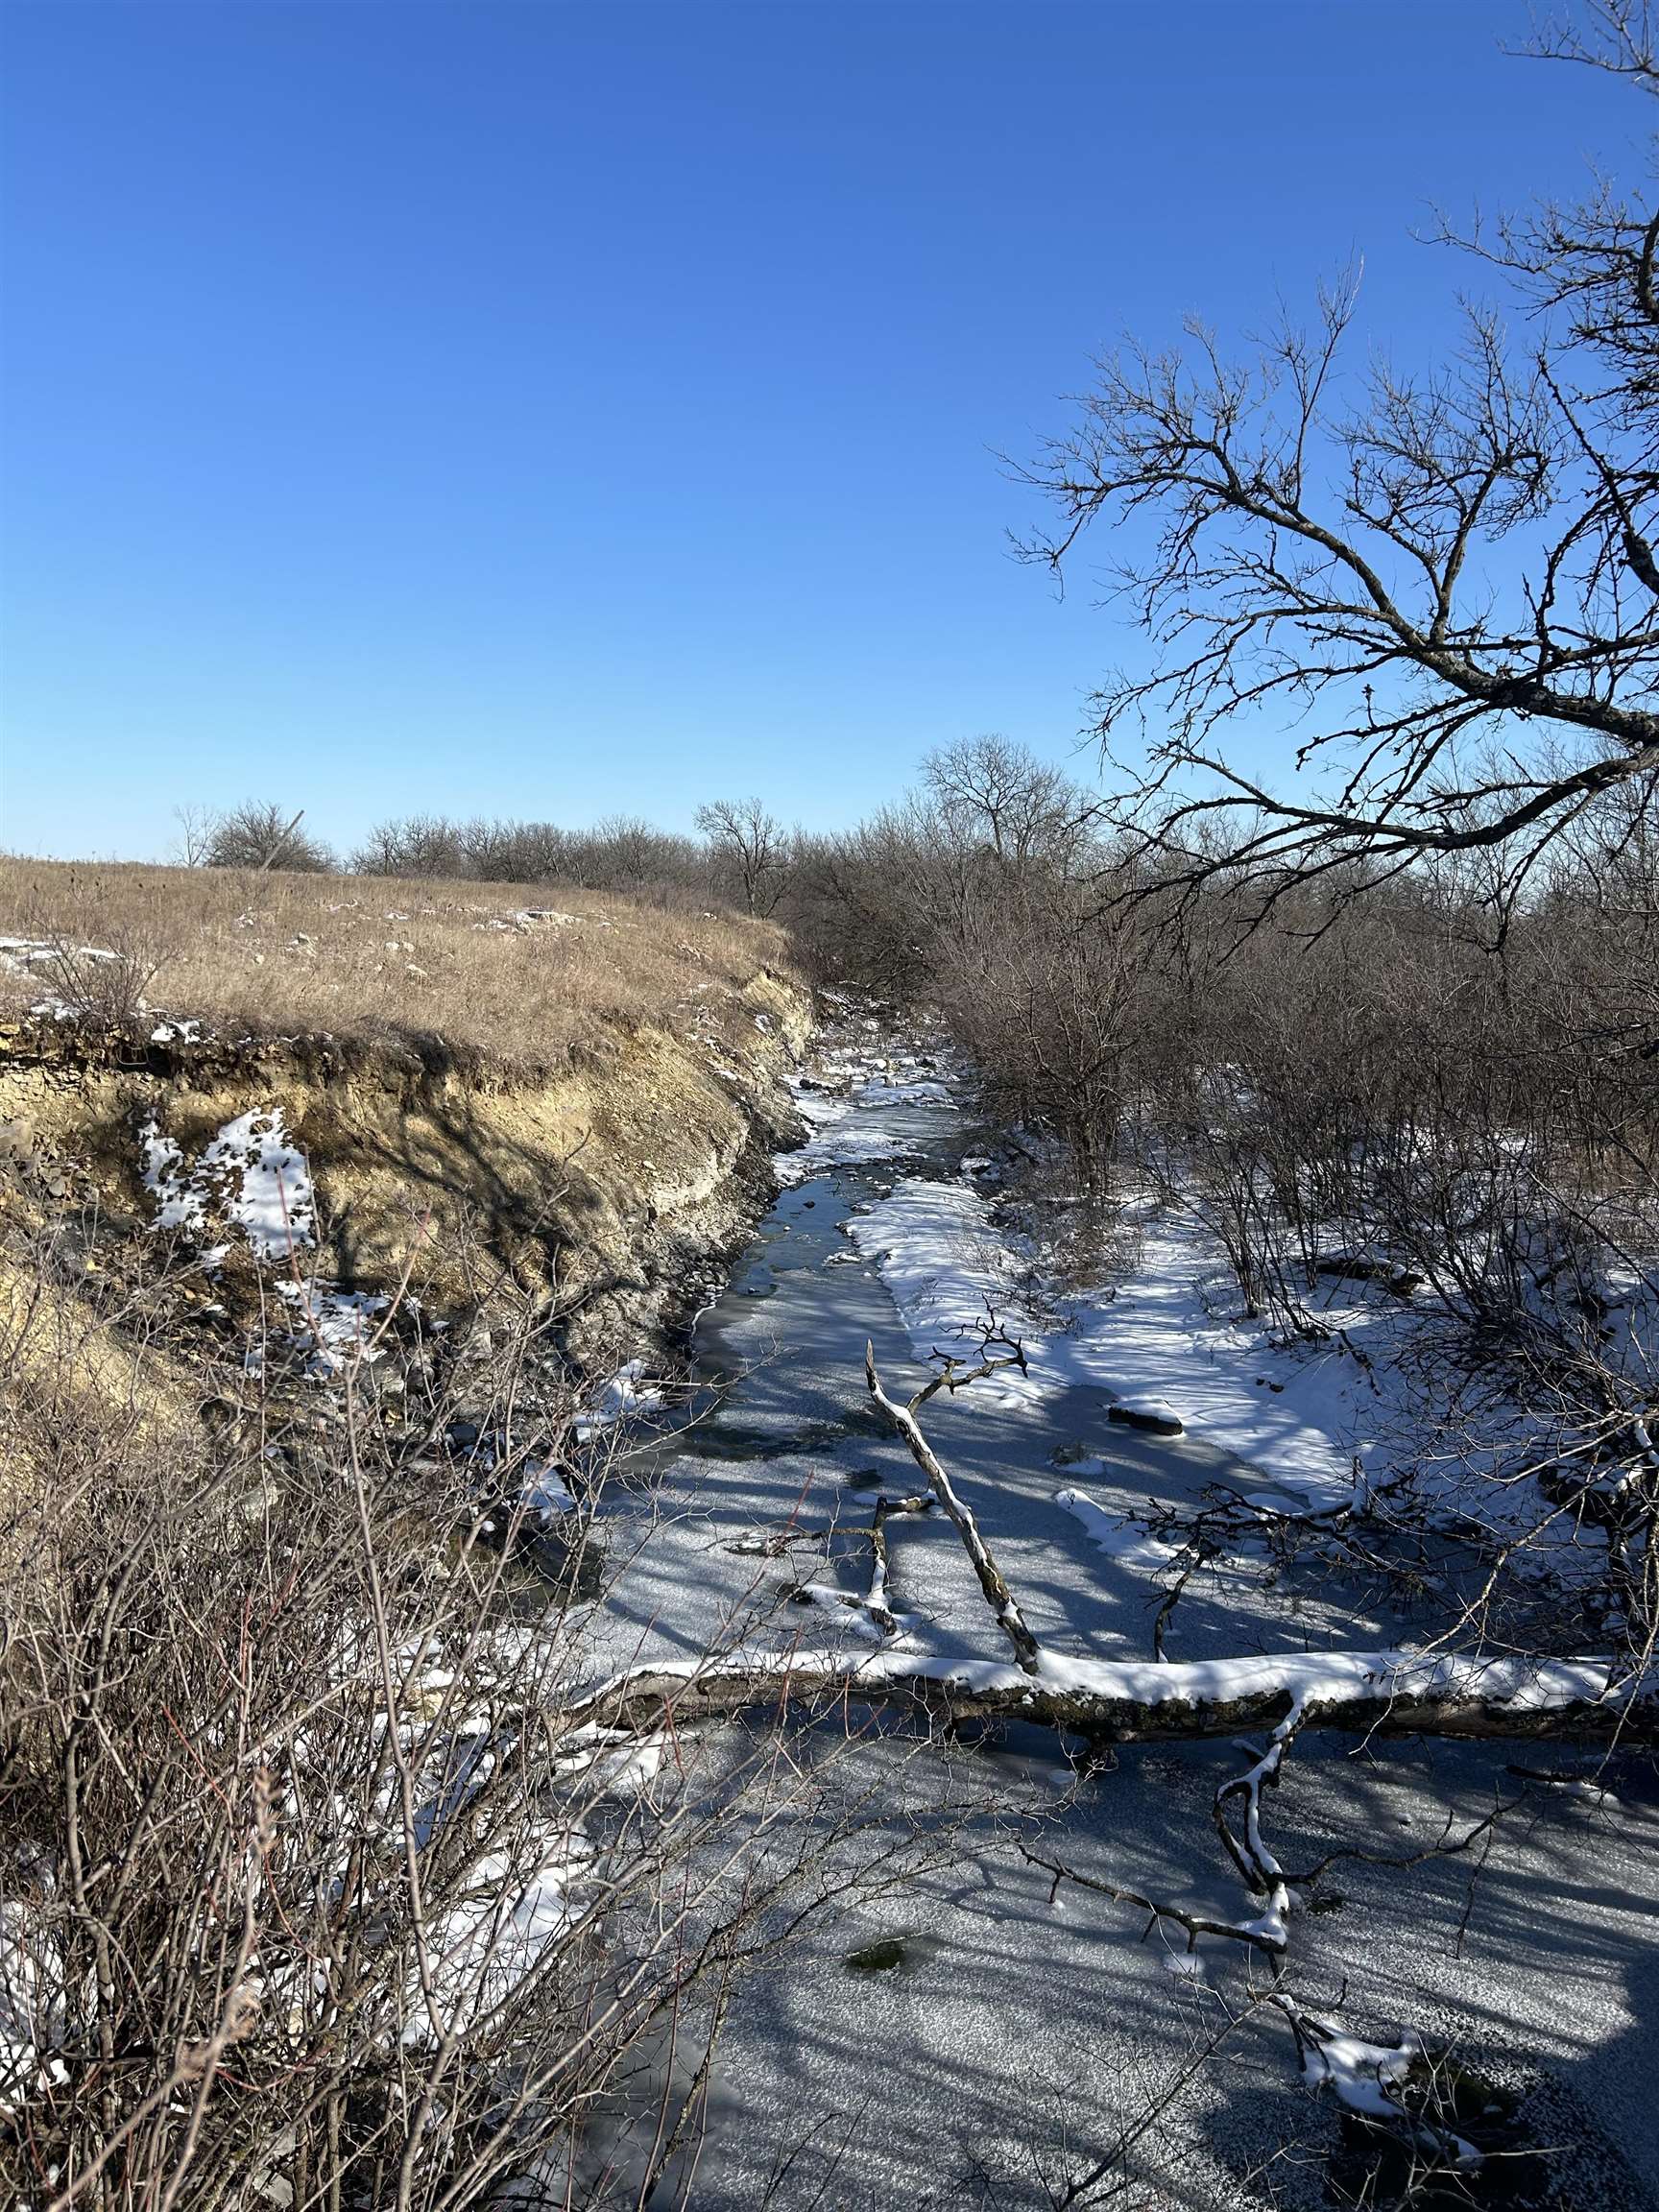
(864, 1335, 1042, 1671)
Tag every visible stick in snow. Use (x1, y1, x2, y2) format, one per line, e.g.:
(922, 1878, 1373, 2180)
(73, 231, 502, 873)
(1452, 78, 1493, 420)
(864, 1336, 1042, 1672)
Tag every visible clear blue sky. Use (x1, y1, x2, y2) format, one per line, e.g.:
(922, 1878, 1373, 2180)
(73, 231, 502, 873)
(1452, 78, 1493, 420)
(0, 1, 1642, 860)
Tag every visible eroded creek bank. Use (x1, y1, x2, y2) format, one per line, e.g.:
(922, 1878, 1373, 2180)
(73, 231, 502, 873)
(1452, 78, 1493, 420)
(0, 970, 812, 1429)
(5, 985, 1655, 2211)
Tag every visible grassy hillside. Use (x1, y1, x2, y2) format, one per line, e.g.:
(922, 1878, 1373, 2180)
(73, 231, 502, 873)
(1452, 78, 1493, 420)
(0, 857, 792, 1071)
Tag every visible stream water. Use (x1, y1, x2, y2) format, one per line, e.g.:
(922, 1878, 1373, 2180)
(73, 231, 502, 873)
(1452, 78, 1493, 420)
(577, 1027, 1659, 2212)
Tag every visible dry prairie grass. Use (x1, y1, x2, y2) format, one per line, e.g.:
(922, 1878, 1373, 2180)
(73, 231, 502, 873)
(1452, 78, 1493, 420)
(0, 858, 794, 1070)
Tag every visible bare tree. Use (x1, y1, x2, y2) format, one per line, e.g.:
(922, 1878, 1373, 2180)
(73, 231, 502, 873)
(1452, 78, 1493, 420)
(1014, 5, 1659, 916)
(168, 804, 216, 868)
(205, 801, 334, 875)
(697, 798, 789, 916)
(351, 813, 469, 878)
(923, 734, 1094, 873)
(577, 813, 707, 896)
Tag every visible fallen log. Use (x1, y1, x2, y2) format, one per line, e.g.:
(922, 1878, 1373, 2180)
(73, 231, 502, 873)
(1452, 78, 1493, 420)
(559, 1644, 1656, 1747)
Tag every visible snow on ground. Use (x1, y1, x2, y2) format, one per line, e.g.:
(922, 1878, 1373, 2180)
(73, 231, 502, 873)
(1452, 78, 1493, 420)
(400, 1836, 589, 2047)
(849, 1177, 1398, 1506)
(1297, 2019, 1431, 2126)
(275, 1281, 389, 1373)
(566, 1025, 1657, 2204)
(208, 1118, 314, 1260)
(575, 1358, 664, 1441)
(15, 1014, 1646, 2205)
(0, 1896, 67, 2118)
(1056, 1485, 1180, 1574)
(138, 1103, 397, 1380)
(139, 1118, 207, 1234)
(0, 936, 112, 978)
(521, 1458, 578, 1518)
(139, 1107, 316, 1258)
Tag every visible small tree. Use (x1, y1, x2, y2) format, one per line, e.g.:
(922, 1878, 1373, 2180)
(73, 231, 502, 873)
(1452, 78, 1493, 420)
(167, 803, 216, 868)
(922, 734, 1092, 872)
(696, 797, 789, 916)
(204, 802, 334, 874)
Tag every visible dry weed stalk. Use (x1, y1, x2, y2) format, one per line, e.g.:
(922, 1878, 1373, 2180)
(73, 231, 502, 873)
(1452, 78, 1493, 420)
(0, 857, 791, 1073)
(0, 1234, 935, 2211)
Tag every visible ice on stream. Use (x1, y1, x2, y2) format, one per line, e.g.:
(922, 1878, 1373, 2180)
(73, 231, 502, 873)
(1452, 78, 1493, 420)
(849, 1175, 1398, 1507)
(566, 1020, 1659, 2209)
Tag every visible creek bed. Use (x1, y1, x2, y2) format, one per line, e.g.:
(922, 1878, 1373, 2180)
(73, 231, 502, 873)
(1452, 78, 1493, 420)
(574, 1033, 1659, 2212)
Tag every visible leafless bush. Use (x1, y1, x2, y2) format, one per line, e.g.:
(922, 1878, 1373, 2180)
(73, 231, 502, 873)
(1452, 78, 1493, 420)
(36, 925, 173, 1025)
(0, 1237, 915, 2210)
(205, 803, 335, 875)
(572, 814, 708, 900)
(349, 814, 716, 904)
(792, 739, 1152, 1175)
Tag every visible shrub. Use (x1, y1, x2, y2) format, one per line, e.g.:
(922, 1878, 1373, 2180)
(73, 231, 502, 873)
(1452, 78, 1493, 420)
(205, 802, 335, 874)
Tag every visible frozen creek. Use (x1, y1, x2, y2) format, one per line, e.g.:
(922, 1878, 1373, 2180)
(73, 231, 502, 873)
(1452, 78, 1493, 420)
(575, 1023, 1659, 2212)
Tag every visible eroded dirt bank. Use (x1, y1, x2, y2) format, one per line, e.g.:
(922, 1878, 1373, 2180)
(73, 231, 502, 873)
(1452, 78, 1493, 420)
(0, 966, 813, 1390)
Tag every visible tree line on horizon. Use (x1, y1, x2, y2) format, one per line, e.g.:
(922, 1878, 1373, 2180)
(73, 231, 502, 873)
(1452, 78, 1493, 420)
(170, 793, 798, 916)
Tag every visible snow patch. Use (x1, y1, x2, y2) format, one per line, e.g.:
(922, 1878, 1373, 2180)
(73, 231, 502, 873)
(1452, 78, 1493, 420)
(522, 1458, 578, 1519)
(1055, 1488, 1180, 1575)
(276, 1282, 389, 1373)
(852, 1180, 1383, 1504)
(401, 1838, 589, 2047)
(139, 1107, 315, 1258)
(575, 1359, 663, 1441)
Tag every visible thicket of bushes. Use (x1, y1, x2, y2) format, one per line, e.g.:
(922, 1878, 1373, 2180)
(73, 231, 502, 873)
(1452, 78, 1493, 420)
(177, 799, 789, 916)
(0, 1237, 926, 2209)
(794, 740, 1659, 1307)
(793, 739, 1659, 1673)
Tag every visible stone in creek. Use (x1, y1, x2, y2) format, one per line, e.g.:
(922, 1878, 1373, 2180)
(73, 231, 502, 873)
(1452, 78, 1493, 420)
(1049, 1437, 1098, 1468)
(1108, 1400, 1184, 1437)
(845, 1938, 907, 1973)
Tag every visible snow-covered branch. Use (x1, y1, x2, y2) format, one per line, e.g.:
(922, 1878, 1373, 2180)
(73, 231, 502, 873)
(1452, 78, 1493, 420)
(562, 1642, 1654, 1745)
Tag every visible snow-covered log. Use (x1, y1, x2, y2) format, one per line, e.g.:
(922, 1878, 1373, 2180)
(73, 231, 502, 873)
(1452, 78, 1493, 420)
(559, 1644, 1655, 1745)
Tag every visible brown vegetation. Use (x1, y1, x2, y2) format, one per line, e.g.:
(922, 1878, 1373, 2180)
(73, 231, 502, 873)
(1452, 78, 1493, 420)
(0, 858, 794, 1075)
(0, 1241, 935, 2212)
(0, 856, 811, 1390)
